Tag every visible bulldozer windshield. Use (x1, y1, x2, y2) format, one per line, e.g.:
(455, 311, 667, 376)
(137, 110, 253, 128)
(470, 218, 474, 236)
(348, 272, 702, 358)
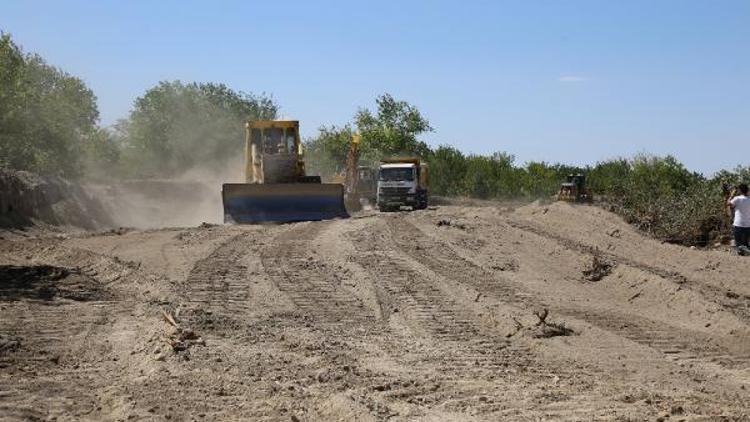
(256, 127, 297, 155)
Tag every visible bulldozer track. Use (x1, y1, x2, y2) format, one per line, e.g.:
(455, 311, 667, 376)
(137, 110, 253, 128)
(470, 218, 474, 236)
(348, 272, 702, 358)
(354, 245, 523, 374)
(385, 217, 543, 309)
(181, 232, 255, 317)
(0, 299, 118, 419)
(4, 203, 750, 420)
(506, 219, 750, 323)
(348, 218, 642, 419)
(347, 220, 597, 416)
(557, 306, 750, 370)
(394, 217, 750, 376)
(352, 255, 532, 415)
(260, 222, 378, 326)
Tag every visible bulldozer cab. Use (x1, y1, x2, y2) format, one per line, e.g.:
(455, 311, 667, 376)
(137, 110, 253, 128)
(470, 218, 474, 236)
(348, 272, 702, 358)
(245, 120, 306, 184)
(249, 123, 299, 156)
(569, 174, 586, 190)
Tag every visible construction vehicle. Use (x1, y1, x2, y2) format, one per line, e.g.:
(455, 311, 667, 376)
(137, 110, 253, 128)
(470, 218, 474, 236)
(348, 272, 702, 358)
(377, 157, 429, 212)
(557, 174, 592, 203)
(355, 165, 377, 206)
(340, 134, 377, 210)
(336, 164, 377, 211)
(222, 120, 348, 223)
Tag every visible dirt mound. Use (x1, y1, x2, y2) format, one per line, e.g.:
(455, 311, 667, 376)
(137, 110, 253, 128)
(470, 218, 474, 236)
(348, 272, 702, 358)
(0, 168, 113, 230)
(0, 169, 222, 231)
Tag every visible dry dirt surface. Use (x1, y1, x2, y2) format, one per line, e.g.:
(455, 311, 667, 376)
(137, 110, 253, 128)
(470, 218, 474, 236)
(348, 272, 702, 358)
(1, 202, 749, 421)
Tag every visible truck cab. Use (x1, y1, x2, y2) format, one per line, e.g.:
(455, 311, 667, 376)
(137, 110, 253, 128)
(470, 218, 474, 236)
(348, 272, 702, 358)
(377, 159, 428, 212)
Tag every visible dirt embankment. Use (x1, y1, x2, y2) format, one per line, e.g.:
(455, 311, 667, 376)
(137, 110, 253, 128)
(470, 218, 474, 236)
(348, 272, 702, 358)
(1, 201, 749, 421)
(1, 169, 225, 232)
(0, 169, 113, 231)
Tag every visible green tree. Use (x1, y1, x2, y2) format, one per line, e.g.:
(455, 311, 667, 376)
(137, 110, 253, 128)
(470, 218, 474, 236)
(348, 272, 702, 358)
(588, 158, 631, 196)
(304, 94, 433, 179)
(82, 127, 123, 179)
(0, 32, 99, 177)
(428, 145, 467, 196)
(303, 125, 355, 180)
(355, 93, 432, 159)
(119, 81, 277, 177)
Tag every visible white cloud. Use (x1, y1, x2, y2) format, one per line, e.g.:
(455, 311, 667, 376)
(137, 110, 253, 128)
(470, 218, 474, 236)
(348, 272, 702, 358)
(558, 76, 586, 83)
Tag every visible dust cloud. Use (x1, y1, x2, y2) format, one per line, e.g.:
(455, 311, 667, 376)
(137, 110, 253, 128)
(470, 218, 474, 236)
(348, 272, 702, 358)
(88, 157, 244, 229)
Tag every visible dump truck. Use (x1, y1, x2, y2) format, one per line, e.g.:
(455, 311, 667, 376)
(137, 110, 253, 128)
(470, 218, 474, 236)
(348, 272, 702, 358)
(376, 158, 429, 212)
(557, 174, 592, 203)
(222, 120, 348, 223)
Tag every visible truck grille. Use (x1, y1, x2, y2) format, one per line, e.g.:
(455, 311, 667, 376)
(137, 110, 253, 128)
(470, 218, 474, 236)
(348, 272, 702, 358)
(380, 187, 410, 195)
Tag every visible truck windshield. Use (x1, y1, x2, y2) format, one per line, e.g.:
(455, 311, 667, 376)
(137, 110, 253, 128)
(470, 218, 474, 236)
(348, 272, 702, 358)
(380, 168, 414, 181)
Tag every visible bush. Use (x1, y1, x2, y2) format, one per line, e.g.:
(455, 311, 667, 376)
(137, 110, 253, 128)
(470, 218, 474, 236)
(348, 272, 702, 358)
(592, 156, 734, 246)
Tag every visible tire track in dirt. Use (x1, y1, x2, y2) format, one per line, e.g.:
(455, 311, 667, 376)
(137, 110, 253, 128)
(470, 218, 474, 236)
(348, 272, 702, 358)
(346, 217, 634, 419)
(0, 303, 114, 420)
(566, 307, 750, 370)
(176, 222, 394, 420)
(386, 217, 543, 311)
(258, 221, 409, 420)
(260, 222, 378, 325)
(0, 240, 171, 421)
(394, 217, 750, 383)
(261, 219, 498, 419)
(355, 219, 523, 368)
(181, 232, 253, 316)
(0, 265, 120, 420)
(507, 218, 750, 322)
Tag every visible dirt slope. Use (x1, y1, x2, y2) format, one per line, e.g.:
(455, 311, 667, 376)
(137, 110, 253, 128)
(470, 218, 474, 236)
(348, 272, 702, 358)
(1, 202, 748, 421)
(0, 169, 113, 231)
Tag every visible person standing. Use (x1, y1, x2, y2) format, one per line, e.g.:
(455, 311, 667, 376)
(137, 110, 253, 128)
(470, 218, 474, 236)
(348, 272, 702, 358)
(728, 183, 750, 255)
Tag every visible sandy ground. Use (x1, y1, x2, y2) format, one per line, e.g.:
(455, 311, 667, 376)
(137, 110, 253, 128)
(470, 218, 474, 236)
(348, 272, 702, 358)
(1, 202, 749, 421)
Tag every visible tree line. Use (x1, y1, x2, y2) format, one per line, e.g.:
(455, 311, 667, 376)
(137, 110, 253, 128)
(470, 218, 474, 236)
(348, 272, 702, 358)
(2, 32, 748, 245)
(1, 32, 277, 180)
(303, 89, 748, 247)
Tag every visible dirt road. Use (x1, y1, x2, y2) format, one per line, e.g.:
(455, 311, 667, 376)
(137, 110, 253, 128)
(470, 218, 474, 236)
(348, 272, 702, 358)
(1, 202, 749, 421)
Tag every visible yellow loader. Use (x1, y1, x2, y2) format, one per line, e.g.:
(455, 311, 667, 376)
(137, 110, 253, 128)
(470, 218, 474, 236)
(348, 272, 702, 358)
(222, 120, 348, 223)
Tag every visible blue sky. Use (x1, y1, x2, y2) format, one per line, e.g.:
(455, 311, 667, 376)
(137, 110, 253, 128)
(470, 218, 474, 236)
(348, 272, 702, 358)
(2, 0, 748, 174)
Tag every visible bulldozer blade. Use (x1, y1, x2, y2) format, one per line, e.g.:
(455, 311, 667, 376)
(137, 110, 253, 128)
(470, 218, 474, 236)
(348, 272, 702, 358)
(222, 183, 349, 224)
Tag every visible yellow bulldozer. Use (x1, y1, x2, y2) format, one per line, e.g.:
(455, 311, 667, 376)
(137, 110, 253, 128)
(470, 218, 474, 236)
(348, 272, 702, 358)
(221, 120, 348, 223)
